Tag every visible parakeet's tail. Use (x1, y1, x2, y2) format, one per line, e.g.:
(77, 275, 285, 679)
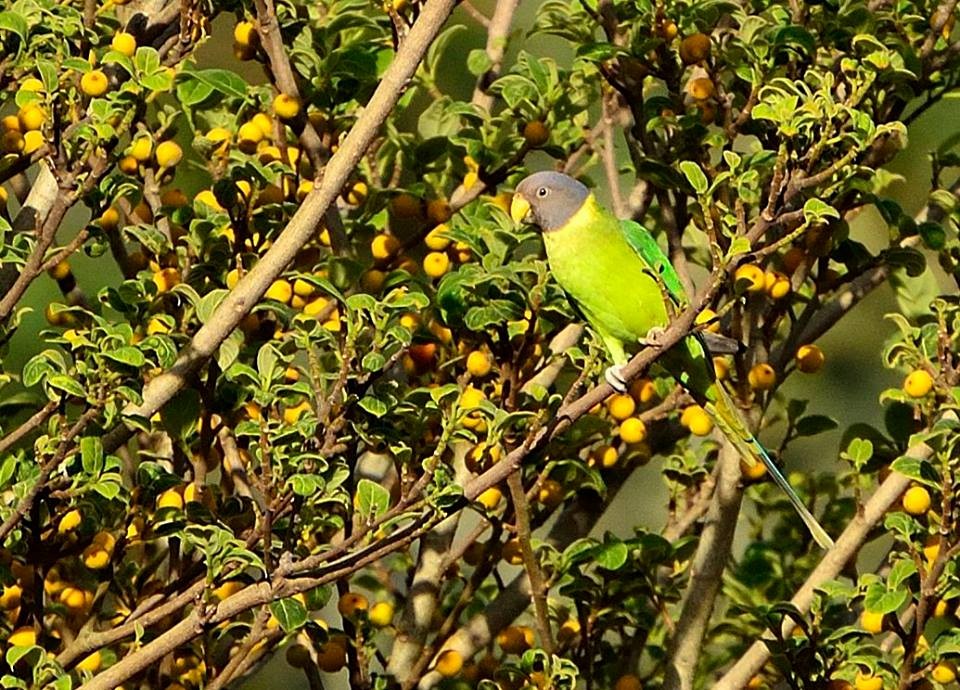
(704, 385, 834, 549)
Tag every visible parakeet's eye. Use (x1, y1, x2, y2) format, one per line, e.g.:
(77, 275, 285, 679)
(537, 187, 549, 197)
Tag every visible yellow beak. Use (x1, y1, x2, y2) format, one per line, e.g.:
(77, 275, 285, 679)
(510, 194, 531, 224)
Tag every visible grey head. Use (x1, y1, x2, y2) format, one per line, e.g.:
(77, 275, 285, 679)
(510, 171, 590, 232)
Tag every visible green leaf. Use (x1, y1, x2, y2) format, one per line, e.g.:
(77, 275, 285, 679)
(917, 221, 946, 250)
(887, 558, 917, 589)
(47, 375, 86, 399)
(0, 11, 29, 44)
(355, 478, 390, 521)
(795, 415, 838, 437)
(466, 49, 493, 77)
(863, 583, 908, 614)
(269, 597, 309, 632)
(180, 68, 248, 99)
(358, 395, 390, 417)
(80, 437, 104, 476)
(802, 198, 840, 223)
(593, 538, 628, 570)
(890, 455, 940, 489)
(103, 346, 146, 368)
(679, 161, 709, 195)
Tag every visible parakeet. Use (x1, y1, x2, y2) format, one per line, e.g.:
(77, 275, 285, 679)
(510, 171, 833, 549)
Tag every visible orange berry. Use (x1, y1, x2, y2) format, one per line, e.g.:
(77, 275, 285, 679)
(795, 344, 825, 373)
(748, 363, 776, 391)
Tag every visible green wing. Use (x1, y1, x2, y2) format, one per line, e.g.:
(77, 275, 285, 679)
(619, 219, 688, 309)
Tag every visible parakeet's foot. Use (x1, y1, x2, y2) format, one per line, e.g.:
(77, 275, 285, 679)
(605, 365, 628, 393)
(640, 326, 666, 348)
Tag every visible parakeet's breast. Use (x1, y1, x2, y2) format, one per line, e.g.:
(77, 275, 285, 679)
(542, 195, 669, 342)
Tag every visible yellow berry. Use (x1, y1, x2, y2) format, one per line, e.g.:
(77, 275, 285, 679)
(695, 308, 721, 333)
(237, 122, 264, 153)
(48, 260, 71, 281)
(99, 207, 120, 231)
(234, 20, 257, 46)
(902, 486, 931, 515)
(82, 546, 110, 570)
(146, 317, 171, 336)
(422, 251, 451, 278)
(607, 393, 636, 421)
(58, 508, 82, 533)
(477, 487, 503, 511)
(460, 386, 486, 410)
(435, 650, 463, 678)
(466, 350, 492, 377)
(226, 268, 242, 289)
(155, 140, 183, 168)
(619, 417, 647, 444)
(425, 224, 451, 250)
(904, 369, 934, 398)
(273, 93, 301, 120)
(932, 661, 957, 684)
(251, 112, 273, 139)
(118, 155, 139, 174)
(264, 279, 293, 304)
(860, 610, 884, 634)
(795, 344, 825, 373)
(111, 31, 137, 57)
(283, 400, 312, 425)
(206, 126, 232, 154)
(129, 136, 153, 162)
(344, 180, 368, 205)
(748, 363, 777, 391)
(684, 406, 714, 436)
(371, 233, 400, 260)
(502, 538, 523, 565)
(21, 77, 44, 92)
(80, 70, 109, 97)
(8, 627, 37, 647)
(735, 264, 766, 292)
(76, 650, 102, 673)
(368, 601, 394, 627)
(157, 488, 184, 510)
(17, 104, 45, 132)
(557, 618, 580, 643)
(854, 673, 882, 690)
(629, 378, 656, 403)
(765, 270, 791, 299)
(0, 130, 24, 154)
(153, 267, 181, 293)
(590, 444, 618, 468)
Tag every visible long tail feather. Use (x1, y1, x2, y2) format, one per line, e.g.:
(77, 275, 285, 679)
(705, 385, 834, 549)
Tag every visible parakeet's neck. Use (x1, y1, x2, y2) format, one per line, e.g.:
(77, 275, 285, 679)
(542, 193, 619, 252)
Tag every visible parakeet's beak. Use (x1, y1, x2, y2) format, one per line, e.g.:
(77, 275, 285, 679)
(510, 194, 531, 224)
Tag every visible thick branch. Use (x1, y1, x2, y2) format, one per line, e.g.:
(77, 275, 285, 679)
(663, 440, 744, 690)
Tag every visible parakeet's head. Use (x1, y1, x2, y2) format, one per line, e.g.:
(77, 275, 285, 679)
(510, 172, 589, 232)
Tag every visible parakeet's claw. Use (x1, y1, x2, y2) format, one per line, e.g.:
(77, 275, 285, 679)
(605, 365, 628, 393)
(640, 326, 666, 348)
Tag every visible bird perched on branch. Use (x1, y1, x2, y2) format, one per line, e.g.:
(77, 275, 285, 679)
(510, 170, 833, 549)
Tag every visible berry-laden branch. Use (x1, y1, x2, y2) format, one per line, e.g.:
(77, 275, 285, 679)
(712, 454, 929, 689)
(101, 0, 461, 453)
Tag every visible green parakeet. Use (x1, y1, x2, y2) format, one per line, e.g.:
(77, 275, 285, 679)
(510, 171, 833, 549)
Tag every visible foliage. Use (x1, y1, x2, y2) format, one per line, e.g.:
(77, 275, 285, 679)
(0, 0, 960, 688)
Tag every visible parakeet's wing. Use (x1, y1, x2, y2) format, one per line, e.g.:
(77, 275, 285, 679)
(620, 220, 689, 309)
